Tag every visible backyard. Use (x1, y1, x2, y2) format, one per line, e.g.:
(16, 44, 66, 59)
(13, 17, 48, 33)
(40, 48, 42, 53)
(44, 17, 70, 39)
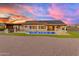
(0, 35, 78, 56)
(0, 31, 78, 55)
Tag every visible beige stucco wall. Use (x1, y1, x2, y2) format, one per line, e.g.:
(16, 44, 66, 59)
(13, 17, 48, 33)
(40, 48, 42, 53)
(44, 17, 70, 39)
(25, 25, 47, 32)
(25, 25, 66, 32)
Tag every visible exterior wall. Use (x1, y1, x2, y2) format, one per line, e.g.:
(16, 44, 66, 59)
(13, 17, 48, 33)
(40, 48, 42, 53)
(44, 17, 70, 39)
(47, 25, 55, 31)
(55, 25, 67, 35)
(5, 24, 14, 33)
(5, 24, 25, 33)
(60, 26, 67, 32)
(13, 25, 25, 33)
(25, 25, 47, 32)
(24, 25, 67, 32)
(55, 25, 67, 31)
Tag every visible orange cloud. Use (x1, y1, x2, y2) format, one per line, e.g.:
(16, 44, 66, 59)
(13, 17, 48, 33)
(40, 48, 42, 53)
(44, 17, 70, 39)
(9, 15, 33, 21)
(0, 6, 19, 15)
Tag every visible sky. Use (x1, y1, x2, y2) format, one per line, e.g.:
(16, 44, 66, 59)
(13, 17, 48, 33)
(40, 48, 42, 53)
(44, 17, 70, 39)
(0, 3, 79, 25)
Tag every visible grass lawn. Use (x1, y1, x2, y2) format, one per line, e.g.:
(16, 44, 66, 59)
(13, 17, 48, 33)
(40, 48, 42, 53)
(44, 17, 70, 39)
(0, 31, 79, 38)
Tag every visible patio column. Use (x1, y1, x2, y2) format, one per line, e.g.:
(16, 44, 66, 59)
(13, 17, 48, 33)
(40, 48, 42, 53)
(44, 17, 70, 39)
(54, 26, 57, 31)
(26, 25, 30, 31)
(64, 26, 67, 32)
(14, 26, 17, 32)
(36, 25, 39, 31)
(46, 26, 48, 31)
(22, 25, 24, 31)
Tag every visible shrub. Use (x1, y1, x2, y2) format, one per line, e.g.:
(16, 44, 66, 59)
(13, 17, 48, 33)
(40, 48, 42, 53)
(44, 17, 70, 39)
(0, 27, 5, 31)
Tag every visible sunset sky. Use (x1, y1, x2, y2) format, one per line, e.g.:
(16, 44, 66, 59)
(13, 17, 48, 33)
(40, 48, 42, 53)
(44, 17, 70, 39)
(0, 3, 79, 25)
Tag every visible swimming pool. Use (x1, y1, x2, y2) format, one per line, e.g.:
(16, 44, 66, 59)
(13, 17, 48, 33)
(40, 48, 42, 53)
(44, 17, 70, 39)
(26, 31, 55, 34)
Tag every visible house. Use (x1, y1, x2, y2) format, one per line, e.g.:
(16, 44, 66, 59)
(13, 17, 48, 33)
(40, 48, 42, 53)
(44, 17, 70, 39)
(5, 19, 27, 33)
(3, 15, 32, 33)
(24, 20, 67, 34)
(5, 22, 26, 33)
(5, 20, 67, 35)
(0, 15, 26, 33)
(0, 13, 34, 33)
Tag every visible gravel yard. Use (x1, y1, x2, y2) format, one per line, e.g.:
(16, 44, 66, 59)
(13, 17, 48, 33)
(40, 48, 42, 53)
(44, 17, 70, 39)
(0, 35, 79, 56)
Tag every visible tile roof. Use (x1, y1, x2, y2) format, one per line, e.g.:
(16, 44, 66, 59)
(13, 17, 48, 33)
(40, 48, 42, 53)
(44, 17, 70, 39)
(24, 20, 66, 25)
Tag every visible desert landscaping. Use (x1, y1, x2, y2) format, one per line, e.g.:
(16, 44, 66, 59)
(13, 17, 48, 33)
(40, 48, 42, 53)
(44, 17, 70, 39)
(0, 35, 78, 56)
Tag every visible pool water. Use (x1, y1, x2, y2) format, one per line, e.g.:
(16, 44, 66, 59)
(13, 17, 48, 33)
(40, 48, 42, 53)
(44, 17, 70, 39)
(28, 32, 55, 34)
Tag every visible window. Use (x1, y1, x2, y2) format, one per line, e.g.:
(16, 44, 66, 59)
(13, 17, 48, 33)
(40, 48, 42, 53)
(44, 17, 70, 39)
(32, 26, 37, 29)
(25, 25, 27, 28)
(29, 26, 37, 29)
(39, 26, 46, 29)
(62, 28, 64, 30)
(47, 26, 54, 30)
(29, 26, 32, 29)
(62, 26, 66, 30)
(56, 25, 60, 28)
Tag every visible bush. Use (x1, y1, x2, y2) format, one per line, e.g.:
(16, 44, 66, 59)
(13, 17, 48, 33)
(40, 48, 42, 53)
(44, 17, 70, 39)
(0, 27, 5, 31)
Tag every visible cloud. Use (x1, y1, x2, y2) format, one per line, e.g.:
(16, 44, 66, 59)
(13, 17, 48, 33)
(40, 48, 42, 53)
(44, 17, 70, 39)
(0, 3, 78, 25)
(0, 6, 18, 14)
(48, 4, 64, 19)
(19, 4, 50, 17)
(48, 4, 76, 25)
(63, 18, 73, 25)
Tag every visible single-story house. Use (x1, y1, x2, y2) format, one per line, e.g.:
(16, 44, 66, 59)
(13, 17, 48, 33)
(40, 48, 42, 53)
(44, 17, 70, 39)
(5, 20, 67, 35)
(5, 19, 27, 33)
(24, 20, 67, 34)
(0, 15, 31, 33)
